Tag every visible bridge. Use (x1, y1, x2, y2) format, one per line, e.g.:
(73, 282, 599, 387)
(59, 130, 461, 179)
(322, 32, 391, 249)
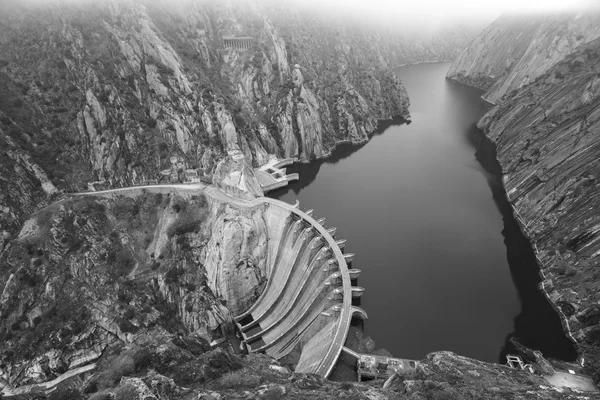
(67, 181, 365, 378)
(223, 36, 255, 51)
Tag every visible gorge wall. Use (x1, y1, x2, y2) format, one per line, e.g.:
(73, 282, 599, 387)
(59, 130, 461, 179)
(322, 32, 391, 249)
(448, 9, 600, 382)
(446, 11, 600, 104)
(0, 0, 475, 243)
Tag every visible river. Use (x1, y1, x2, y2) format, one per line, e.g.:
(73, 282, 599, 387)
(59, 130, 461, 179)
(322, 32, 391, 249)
(272, 62, 575, 365)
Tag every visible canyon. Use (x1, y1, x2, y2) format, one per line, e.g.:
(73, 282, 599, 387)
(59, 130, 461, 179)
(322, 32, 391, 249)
(2, 0, 600, 398)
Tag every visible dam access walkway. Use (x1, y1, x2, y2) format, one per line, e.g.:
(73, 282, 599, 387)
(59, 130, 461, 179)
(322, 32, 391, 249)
(69, 181, 366, 378)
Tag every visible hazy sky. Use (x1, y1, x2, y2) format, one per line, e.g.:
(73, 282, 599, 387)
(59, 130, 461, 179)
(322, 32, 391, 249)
(288, 0, 597, 26)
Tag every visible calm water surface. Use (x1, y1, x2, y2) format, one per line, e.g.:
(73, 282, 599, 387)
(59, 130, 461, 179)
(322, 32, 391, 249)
(273, 63, 575, 362)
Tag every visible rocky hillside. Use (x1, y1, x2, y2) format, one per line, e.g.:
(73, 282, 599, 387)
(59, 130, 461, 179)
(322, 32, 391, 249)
(448, 9, 600, 383)
(477, 37, 600, 382)
(0, 0, 476, 243)
(0, 189, 259, 385)
(446, 11, 600, 104)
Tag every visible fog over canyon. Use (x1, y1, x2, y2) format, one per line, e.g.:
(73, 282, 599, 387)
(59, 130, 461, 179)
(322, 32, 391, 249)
(1, 0, 600, 399)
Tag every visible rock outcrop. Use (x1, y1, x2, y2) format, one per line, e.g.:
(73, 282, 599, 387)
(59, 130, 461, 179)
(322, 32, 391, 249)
(448, 9, 600, 383)
(212, 150, 264, 200)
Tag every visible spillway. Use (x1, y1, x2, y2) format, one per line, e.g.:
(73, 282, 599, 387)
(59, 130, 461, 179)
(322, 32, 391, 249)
(234, 198, 365, 377)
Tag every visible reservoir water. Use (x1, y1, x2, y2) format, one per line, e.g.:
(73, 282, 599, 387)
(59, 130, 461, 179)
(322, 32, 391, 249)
(273, 62, 576, 363)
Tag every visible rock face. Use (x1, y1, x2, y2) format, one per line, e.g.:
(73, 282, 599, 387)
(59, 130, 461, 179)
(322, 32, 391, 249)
(212, 150, 264, 200)
(0, 190, 272, 387)
(449, 10, 600, 383)
(447, 11, 600, 104)
(0, 0, 474, 239)
(202, 201, 268, 316)
(478, 38, 600, 382)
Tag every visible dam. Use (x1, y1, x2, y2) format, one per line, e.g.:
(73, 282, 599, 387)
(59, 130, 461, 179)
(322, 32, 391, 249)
(234, 197, 366, 376)
(70, 182, 365, 378)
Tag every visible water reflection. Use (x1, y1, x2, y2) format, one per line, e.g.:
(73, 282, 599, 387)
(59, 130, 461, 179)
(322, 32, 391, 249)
(466, 123, 577, 362)
(274, 117, 408, 197)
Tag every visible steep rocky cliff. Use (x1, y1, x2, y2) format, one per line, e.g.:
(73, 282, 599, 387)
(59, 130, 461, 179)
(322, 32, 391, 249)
(448, 10, 600, 383)
(477, 37, 600, 382)
(447, 11, 600, 104)
(0, 0, 475, 242)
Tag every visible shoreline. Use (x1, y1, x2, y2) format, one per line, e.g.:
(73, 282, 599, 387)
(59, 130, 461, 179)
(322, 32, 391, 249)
(392, 59, 453, 69)
(445, 76, 497, 106)
(476, 109, 581, 361)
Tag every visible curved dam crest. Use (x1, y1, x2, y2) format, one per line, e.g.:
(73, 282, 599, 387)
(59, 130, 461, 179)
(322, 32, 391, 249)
(273, 62, 575, 363)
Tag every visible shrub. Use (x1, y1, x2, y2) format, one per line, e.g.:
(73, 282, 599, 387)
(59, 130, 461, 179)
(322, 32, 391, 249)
(93, 354, 135, 389)
(113, 197, 137, 219)
(118, 318, 138, 334)
(131, 160, 143, 168)
(429, 388, 462, 400)
(71, 197, 106, 216)
(262, 386, 285, 400)
(88, 392, 112, 400)
(132, 347, 153, 371)
(144, 232, 153, 247)
(169, 219, 200, 237)
(113, 249, 135, 277)
(48, 381, 84, 400)
(165, 267, 183, 284)
(114, 383, 139, 400)
(124, 308, 135, 320)
(171, 197, 187, 213)
(217, 372, 260, 389)
(145, 117, 157, 128)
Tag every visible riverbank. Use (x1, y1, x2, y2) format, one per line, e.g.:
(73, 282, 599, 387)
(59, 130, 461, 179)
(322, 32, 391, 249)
(465, 117, 578, 362)
(393, 59, 454, 68)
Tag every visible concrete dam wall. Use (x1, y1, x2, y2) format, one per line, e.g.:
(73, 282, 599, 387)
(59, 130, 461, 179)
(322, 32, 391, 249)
(235, 198, 364, 378)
